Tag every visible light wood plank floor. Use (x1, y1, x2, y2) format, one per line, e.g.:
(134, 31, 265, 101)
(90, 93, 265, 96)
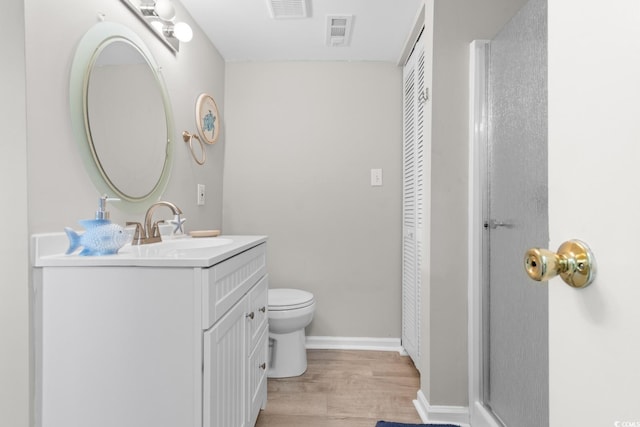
(255, 349, 423, 427)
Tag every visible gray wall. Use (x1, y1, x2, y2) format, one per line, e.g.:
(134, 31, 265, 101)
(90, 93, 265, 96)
(423, 0, 529, 406)
(25, 0, 226, 234)
(223, 62, 403, 338)
(0, 1, 30, 426)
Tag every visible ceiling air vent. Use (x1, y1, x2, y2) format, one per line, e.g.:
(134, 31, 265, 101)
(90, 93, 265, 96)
(266, 0, 309, 19)
(326, 15, 353, 47)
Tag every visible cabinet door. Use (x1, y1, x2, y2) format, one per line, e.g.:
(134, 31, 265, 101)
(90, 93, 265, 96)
(203, 299, 247, 427)
(247, 327, 268, 427)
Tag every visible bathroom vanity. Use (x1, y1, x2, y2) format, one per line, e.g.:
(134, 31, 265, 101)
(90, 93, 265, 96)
(32, 234, 268, 427)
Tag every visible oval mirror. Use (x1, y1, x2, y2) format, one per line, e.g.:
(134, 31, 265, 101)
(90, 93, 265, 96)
(70, 22, 174, 208)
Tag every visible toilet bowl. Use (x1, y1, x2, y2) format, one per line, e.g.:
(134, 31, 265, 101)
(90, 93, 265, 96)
(267, 288, 316, 378)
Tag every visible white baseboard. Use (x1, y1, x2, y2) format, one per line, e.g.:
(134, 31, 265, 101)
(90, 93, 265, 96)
(414, 390, 470, 426)
(305, 336, 405, 353)
(469, 401, 503, 427)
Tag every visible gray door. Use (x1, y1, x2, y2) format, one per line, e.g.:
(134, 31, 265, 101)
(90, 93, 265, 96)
(485, 0, 548, 425)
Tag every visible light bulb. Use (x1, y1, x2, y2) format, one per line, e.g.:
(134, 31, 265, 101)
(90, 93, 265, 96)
(150, 20, 164, 32)
(172, 22, 193, 42)
(154, 0, 175, 21)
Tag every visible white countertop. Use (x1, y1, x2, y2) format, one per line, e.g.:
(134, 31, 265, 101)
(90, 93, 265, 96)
(32, 233, 267, 268)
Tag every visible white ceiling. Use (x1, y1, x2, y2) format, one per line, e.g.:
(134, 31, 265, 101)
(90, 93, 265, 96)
(179, 0, 423, 62)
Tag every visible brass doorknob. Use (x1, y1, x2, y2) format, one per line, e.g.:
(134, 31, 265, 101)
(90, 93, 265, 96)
(524, 239, 596, 288)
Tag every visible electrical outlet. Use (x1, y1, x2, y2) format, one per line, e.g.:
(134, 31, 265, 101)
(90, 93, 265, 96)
(197, 184, 205, 205)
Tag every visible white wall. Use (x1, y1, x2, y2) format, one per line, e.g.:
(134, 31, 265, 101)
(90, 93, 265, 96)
(0, 2, 30, 426)
(223, 62, 403, 338)
(24, 0, 226, 234)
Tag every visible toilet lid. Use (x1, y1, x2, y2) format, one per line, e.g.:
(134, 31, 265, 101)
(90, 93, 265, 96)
(268, 288, 315, 311)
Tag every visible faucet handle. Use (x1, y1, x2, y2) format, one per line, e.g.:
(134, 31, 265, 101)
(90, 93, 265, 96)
(151, 220, 165, 239)
(126, 222, 145, 245)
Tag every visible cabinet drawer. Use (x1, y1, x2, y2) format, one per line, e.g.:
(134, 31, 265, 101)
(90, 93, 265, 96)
(203, 243, 266, 329)
(247, 275, 268, 349)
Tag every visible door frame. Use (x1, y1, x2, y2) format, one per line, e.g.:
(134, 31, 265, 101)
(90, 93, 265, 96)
(467, 39, 503, 427)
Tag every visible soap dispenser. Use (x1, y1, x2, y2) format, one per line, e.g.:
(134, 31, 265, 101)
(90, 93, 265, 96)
(64, 195, 129, 256)
(95, 194, 112, 221)
(79, 195, 119, 228)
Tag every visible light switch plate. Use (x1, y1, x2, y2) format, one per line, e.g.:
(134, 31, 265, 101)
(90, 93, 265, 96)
(371, 168, 383, 186)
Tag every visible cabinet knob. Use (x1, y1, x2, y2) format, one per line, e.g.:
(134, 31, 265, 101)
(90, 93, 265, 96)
(259, 362, 266, 370)
(246, 312, 255, 320)
(259, 306, 266, 313)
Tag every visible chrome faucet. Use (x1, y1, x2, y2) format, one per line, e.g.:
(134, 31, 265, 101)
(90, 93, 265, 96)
(127, 201, 184, 245)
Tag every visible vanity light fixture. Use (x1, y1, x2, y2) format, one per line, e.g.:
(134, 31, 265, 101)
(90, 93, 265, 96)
(120, 0, 193, 52)
(165, 21, 193, 42)
(140, 0, 175, 21)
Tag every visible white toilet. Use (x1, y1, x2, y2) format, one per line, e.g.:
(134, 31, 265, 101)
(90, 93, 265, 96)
(267, 288, 316, 378)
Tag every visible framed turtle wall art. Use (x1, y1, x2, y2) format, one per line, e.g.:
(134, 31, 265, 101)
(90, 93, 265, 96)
(195, 93, 220, 144)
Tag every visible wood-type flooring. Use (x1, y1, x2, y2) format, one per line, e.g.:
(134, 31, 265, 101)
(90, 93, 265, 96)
(255, 349, 423, 427)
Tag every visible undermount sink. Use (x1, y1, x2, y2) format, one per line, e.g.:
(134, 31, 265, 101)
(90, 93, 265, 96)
(117, 236, 235, 258)
(156, 237, 233, 250)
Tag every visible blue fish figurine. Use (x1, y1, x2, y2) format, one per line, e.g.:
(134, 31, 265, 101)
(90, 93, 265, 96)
(64, 221, 130, 256)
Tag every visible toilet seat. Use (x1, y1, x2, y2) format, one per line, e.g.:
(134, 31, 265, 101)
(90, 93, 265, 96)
(268, 288, 315, 311)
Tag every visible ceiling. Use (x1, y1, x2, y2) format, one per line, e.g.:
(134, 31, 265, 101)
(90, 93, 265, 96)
(179, 0, 423, 62)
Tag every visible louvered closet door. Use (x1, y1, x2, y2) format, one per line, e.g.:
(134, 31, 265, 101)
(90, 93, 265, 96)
(402, 33, 425, 367)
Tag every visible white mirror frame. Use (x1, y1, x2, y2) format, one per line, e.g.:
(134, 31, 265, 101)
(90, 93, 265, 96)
(70, 21, 174, 211)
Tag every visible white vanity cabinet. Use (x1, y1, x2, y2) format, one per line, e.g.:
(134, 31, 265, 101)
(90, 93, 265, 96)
(203, 276, 268, 427)
(202, 249, 269, 427)
(33, 235, 268, 427)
